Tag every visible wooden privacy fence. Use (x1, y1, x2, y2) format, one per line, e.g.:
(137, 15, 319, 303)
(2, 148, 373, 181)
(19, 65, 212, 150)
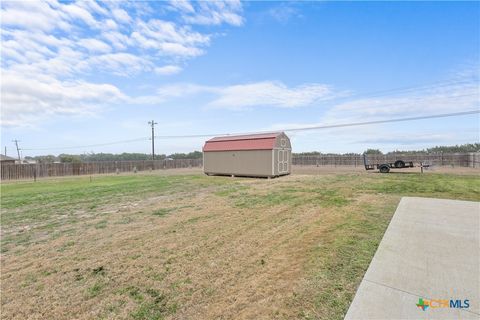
(1, 153, 479, 180)
(292, 152, 480, 168)
(1, 159, 202, 181)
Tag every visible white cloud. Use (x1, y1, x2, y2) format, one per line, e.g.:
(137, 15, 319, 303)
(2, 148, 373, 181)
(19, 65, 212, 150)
(268, 3, 302, 23)
(209, 81, 333, 109)
(158, 42, 204, 57)
(0, 0, 245, 127)
(155, 65, 183, 75)
(156, 83, 213, 97)
(1, 1, 216, 71)
(103, 19, 118, 30)
(0, 0, 229, 75)
(169, 0, 195, 14)
(78, 38, 112, 53)
(261, 78, 479, 129)
(153, 81, 336, 109)
(169, 0, 244, 26)
(112, 8, 131, 24)
(82, 53, 153, 76)
(321, 80, 479, 124)
(131, 19, 210, 57)
(257, 77, 480, 153)
(0, 70, 126, 127)
(60, 2, 98, 27)
(100, 30, 132, 50)
(78, 0, 109, 16)
(1, 1, 70, 31)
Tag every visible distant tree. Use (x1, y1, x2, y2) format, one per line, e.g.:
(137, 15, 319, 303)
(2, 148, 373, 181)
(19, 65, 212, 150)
(116, 153, 152, 161)
(363, 149, 383, 155)
(292, 151, 322, 156)
(387, 148, 435, 155)
(187, 151, 203, 159)
(167, 151, 203, 159)
(35, 155, 57, 163)
(385, 143, 480, 155)
(59, 154, 82, 163)
(80, 152, 157, 161)
(426, 143, 480, 153)
(27, 143, 477, 163)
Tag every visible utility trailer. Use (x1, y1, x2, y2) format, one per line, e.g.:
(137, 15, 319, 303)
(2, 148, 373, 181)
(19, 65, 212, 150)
(363, 154, 414, 173)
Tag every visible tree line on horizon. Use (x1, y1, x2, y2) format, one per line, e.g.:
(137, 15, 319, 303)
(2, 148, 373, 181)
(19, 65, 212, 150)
(295, 143, 480, 156)
(23, 143, 479, 163)
(24, 151, 203, 163)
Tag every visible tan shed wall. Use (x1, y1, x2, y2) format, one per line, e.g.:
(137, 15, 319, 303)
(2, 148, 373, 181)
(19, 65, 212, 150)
(204, 150, 274, 177)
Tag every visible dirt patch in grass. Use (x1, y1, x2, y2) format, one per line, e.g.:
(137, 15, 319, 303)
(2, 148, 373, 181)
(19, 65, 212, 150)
(1, 171, 478, 319)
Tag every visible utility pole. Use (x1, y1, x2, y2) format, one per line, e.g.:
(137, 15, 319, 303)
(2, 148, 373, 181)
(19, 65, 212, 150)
(148, 120, 158, 160)
(12, 139, 21, 162)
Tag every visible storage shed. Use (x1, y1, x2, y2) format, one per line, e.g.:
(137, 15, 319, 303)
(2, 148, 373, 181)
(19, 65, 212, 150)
(203, 132, 292, 178)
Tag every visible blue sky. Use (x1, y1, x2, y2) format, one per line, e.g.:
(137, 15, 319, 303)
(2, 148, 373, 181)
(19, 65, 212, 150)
(1, 1, 479, 156)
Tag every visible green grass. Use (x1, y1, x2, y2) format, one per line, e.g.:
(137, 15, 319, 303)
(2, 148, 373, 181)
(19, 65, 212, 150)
(233, 189, 350, 208)
(86, 281, 105, 298)
(288, 173, 479, 319)
(152, 208, 175, 217)
(367, 172, 480, 200)
(0, 174, 232, 251)
(118, 286, 174, 320)
(152, 205, 194, 217)
(1, 174, 231, 226)
(298, 199, 398, 319)
(130, 289, 173, 320)
(209, 172, 479, 319)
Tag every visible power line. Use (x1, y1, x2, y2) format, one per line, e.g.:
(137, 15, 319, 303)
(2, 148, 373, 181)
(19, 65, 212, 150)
(19, 109, 479, 151)
(284, 109, 480, 133)
(153, 109, 480, 138)
(310, 78, 478, 107)
(17, 76, 480, 152)
(328, 93, 478, 111)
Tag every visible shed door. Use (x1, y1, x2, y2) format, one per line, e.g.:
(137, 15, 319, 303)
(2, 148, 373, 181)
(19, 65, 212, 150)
(284, 150, 289, 172)
(278, 150, 283, 173)
(278, 150, 287, 173)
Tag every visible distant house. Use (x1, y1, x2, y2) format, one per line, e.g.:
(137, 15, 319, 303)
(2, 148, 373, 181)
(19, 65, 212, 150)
(0, 154, 16, 164)
(203, 132, 292, 178)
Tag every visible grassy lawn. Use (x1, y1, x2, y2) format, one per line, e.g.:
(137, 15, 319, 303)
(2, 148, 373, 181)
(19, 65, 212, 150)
(1, 170, 479, 319)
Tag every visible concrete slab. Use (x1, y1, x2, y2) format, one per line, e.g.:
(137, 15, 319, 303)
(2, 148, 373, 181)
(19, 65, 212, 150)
(345, 197, 480, 320)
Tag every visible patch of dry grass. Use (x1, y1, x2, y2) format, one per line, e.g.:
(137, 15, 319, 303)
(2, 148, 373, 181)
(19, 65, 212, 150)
(1, 170, 478, 319)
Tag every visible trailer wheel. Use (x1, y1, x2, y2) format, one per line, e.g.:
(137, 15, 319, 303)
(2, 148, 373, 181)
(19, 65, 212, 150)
(379, 165, 390, 173)
(394, 160, 405, 168)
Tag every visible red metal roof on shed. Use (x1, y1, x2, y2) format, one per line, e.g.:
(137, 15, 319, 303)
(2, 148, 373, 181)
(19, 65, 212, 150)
(203, 132, 281, 152)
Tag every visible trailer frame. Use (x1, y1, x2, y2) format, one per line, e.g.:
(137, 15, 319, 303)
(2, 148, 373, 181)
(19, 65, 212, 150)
(363, 154, 415, 173)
